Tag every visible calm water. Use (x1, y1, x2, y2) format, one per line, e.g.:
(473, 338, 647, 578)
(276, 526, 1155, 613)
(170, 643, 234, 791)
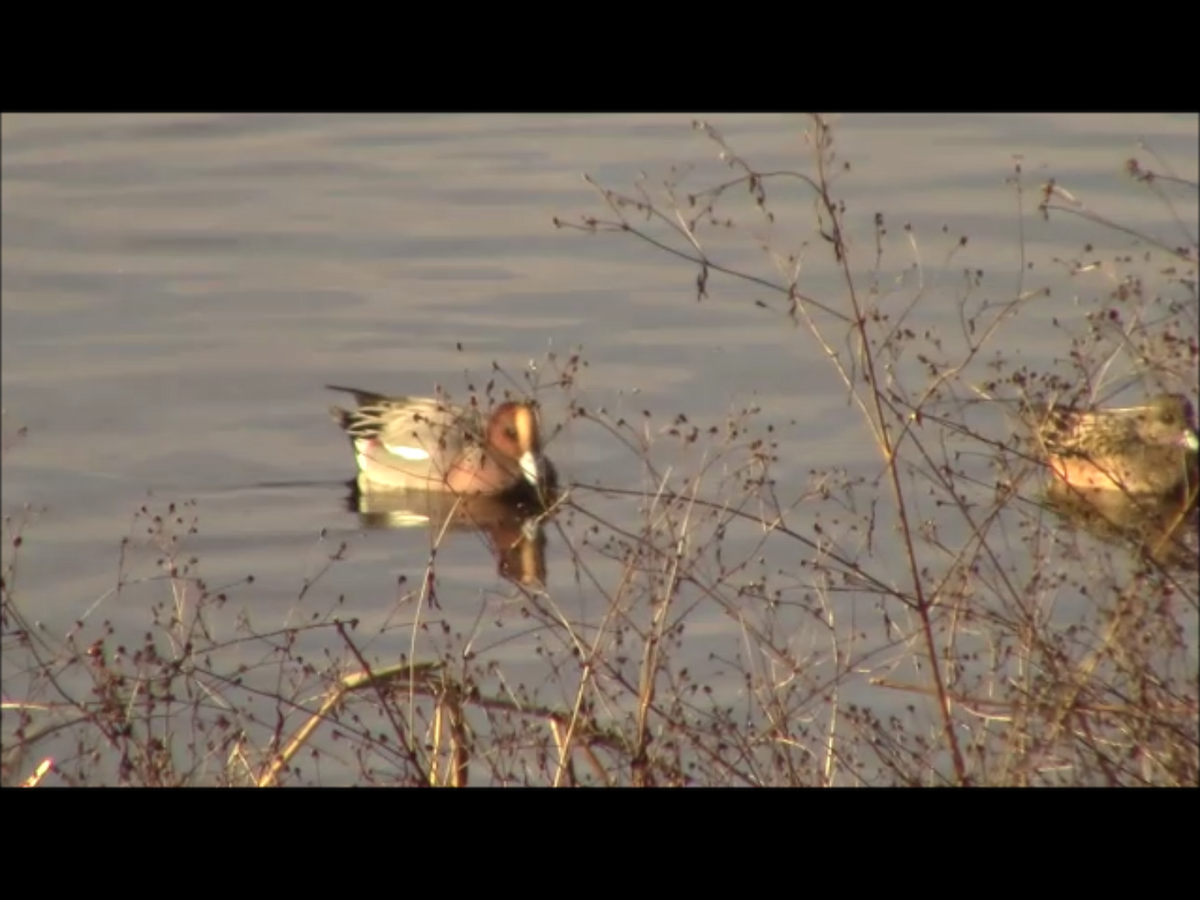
(3, 113, 1197, 784)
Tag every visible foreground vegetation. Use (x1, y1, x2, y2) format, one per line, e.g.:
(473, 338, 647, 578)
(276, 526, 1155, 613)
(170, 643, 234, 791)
(4, 115, 1197, 786)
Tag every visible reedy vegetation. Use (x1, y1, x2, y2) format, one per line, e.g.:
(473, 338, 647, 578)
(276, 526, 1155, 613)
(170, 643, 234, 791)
(3, 115, 1197, 786)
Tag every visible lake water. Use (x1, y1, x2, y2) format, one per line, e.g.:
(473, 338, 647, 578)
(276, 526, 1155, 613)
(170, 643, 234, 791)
(3, 113, 1197, 785)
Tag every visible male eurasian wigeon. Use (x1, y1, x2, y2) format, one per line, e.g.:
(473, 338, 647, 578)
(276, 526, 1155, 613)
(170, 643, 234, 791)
(327, 385, 556, 496)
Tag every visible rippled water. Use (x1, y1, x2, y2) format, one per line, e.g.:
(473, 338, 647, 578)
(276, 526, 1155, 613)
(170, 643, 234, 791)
(3, 113, 1196, 783)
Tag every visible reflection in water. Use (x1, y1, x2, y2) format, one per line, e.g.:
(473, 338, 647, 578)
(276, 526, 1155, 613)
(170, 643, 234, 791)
(342, 478, 553, 588)
(1043, 480, 1199, 571)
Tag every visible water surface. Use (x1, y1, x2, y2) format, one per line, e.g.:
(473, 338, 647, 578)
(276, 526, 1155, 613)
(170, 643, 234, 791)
(4, 113, 1196, 784)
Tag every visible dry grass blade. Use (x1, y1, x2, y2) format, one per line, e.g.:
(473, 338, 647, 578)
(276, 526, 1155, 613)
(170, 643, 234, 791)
(257, 662, 442, 788)
(4, 118, 1195, 786)
(21, 758, 52, 787)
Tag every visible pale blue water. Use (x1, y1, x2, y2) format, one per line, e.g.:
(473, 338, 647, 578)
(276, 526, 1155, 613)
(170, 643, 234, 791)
(3, 113, 1196, 784)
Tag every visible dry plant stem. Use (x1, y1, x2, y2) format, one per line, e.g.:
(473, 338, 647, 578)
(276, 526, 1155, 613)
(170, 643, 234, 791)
(886, 411, 1030, 618)
(1131, 160, 1198, 245)
(341, 621, 430, 776)
(429, 700, 446, 786)
(800, 115, 969, 783)
(257, 679, 345, 787)
(297, 539, 349, 605)
(548, 714, 614, 786)
(551, 470, 695, 786)
(360, 663, 640, 777)
(405, 498, 462, 768)
(820, 590, 841, 787)
(21, 757, 52, 787)
(574, 732, 612, 785)
(545, 482, 680, 785)
(573, 174, 849, 326)
(1041, 185, 1196, 263)
(6, 127, 1195, 787)
(570, 486, 914, 608)
(2, 588, 130, 777)
(257, 659, 442, 787)
(1147, 489, 1199, 561)
(514, 545, 596, 785)
(430, 681, 469, 787)
(617, 117, 974, 782)
(549, 565, 622, 786)
(1041, 582, 1147, 760)
(550, 654, 594, 786)
(869, 676, 1196, 721)
(570, 117, 987, 781)
(548, 718, 578, 786)
(635, 474, 693, 786)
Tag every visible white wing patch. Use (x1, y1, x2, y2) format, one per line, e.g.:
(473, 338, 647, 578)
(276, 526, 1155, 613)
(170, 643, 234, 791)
(381, 443, 432, 461)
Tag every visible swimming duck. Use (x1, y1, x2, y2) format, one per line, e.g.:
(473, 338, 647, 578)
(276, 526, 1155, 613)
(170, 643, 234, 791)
(327, 385, 556, 496)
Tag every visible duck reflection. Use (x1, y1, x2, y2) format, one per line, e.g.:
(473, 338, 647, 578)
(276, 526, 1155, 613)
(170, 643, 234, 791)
(343, 478, 553, 588)
(1042, 479, 1198, 571)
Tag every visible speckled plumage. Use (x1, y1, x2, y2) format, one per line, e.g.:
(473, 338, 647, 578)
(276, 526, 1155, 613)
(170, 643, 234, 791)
(1025, 393, 1199, 495)
(327, 386, 555, 496)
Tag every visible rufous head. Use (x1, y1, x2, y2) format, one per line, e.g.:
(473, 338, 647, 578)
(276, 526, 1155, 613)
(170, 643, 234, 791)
(488, 402, 544, 488)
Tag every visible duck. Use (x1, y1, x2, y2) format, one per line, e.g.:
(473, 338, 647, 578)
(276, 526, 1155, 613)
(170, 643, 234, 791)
(326, 385, 557, 497)
(1025, 392, 1199, 496)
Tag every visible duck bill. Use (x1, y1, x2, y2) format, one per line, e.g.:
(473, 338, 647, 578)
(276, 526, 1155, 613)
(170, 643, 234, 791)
(519, 450, 543, 488)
